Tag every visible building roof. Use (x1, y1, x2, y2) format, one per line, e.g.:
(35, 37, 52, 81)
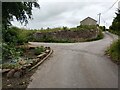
(80, 17, 97, 23)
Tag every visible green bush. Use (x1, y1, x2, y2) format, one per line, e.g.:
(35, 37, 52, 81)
(3, 27, 36, 45)
(97, 29, 104, 39)
(3, 27, 19, 44)
(2, 27, 36, 62)
(99, 26, 106, 31)
(2, 43, 22, 61)
(34, 46, 45, 55)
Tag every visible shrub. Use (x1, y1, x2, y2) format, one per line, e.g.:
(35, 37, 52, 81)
(3, 27, 36, 45)
(2, 43, 23, 62)
(34, 46, 45, 55)
(99, 26, 106, 31)
(96, 29, 104, 39)
(3, 27, 19, 44)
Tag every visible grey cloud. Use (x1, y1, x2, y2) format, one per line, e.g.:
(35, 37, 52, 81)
(12, 0, 118, 29)
(32, 2, 86, 21)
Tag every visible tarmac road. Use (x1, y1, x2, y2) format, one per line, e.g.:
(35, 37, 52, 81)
(27, 32, 118, 88)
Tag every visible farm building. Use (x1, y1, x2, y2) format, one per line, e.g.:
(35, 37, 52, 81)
(80, 17, 97, 26)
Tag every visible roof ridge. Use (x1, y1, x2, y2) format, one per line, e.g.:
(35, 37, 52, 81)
(80, 17, 97, 22)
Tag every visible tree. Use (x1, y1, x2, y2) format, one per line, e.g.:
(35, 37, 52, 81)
(110, 9, 120, 36)
(2, 2, 40, 60)
(115, 9, 120, 22)
(2, 2, 40, 29)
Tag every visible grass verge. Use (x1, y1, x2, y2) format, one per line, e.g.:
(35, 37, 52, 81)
(106, 39, 120, 65)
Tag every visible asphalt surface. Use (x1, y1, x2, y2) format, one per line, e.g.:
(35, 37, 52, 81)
(27, 32, 118, 88)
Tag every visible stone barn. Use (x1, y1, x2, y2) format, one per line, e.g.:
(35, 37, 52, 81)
(80, 17, 97, 26)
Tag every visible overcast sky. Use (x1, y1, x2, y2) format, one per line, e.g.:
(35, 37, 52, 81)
(11, 0, 119, 29)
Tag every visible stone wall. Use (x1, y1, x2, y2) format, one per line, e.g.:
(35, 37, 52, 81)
(34, 29, 98, 42)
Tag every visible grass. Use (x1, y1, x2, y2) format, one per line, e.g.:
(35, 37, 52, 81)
(106, 39, 120, 64)
(2, 63, 21, 69)
(34, 25, 97, 33)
